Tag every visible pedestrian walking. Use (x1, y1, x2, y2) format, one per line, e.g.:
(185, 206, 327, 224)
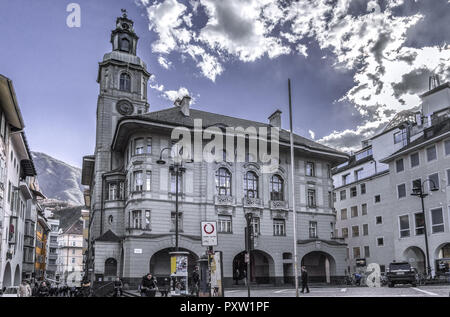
(191, 267, 200, 296)
(243, 269, 247, 286)
(234, 268, 240, 285)
(140, 273, 157, 297)
(25, 281, 32, 297)
(19, 280, 28, 297)
(301, 266, 310, 294)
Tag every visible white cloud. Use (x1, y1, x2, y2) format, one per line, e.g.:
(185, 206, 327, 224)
(158, 56, 172, 69)
(308, 130, 315, 140)
(163, 87, 192, 102)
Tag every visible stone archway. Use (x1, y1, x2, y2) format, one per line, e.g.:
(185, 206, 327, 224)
(104, 258, 118, 279)
(232, 250, 275, 284)
(435, 243, 450, 275)
(301, 251, 336, 284)
(13, 264, 21, 286)
(149, 248, 199, 279)
(3, 262, 12, 287)
(403, 246, 425, 273)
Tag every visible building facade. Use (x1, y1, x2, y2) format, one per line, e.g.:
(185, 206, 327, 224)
(46, 217, 60, 281)
(0, 75, 38, 289)
(334, 81, 450, 276)
(56, 220, 84, 287)
(82, 13, 349, 288)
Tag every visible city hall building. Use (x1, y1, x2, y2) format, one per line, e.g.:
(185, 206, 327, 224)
(82, 12, 349, 288)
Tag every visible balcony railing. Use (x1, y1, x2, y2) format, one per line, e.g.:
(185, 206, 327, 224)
(269, 200, 287, 210)
(243, 197, 262, 209)
(214, 195, 234, 206)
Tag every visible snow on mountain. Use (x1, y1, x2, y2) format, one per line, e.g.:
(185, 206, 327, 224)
(31, 152, 84, 206)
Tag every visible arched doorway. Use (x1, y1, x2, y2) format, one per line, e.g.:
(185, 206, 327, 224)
(13, 264, 21, 286)
(435, 243, 450, 275)
(301, 252, 336, 283)
(104, 258, 118, 280)
(149, 248, 198, 279)
(3, 262, 12, 287)
(403, 246, 425, 273)
(232, 250, 275, 284)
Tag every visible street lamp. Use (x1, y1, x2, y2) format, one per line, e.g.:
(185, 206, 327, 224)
(157, 147, 192, 251)
(410, 178, 439, 277)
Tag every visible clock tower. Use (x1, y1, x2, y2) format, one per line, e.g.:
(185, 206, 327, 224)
(91, 11, 151, 237)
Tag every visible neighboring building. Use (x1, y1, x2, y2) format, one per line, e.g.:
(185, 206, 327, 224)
(56, 220, 84, 286)
(35, 212, 50, 281)
(334, 80, 450, 276)
(82, 12, 348, 287)
(0, 75, 38, 289)
(46, 216, 60, 281)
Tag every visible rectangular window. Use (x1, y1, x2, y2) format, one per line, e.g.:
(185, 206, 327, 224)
(399, 215, 410, 238)
(352, 225, 359, 237)
(342, 227, 348, 238)
(445, 139, 450, 156)
(431, 208, 444, 233)
(305, 162, 315, 177)
(351, 206, 358, 218)
(414, 212, 424, 235)
(132, 210, 142, 229)
(170, 173, 183, 193)
(309, 221, 318, 238)
(333, 192, 336, 203)
(218, 215, 232, 233)
(376, 216, 382, 224)
(427, 145, 437, 162)
(396, 159, 404, 173)
(135, 138, 145, 155)
(410, 152, 420, 167)
(360, 183, 366, 195)
(342, 174, 350, 185)
(394, 129, 407, 146)
(145, 171, 151, 191)
(252, 218, 260, 236)
(145, 210, 151, 230)
(361, 203, 367, 215)
(307, 189, 316, 207)
(341, 208, 347, 220)
(354, 169, 363, 181)
(273, 219, 286, 236)
(363, 224, 369, 236)
(374, 195, 381, 203)
(133, 171, 143, 191)
(340, 190, 346, 201)
(429, 173, 439, 190)
(170, 212, 183, 232)
(397, 184, 406, 199)
(350, 187, 357, 197)
(147, 138, 152, 154)
(377, 237, 384, 246)
(447, 169, 450, 186)
(108, 183, 117, 200)
(353, 247, 361, 259)
(412, 178, 421, 191)
(364, 246, 370, 258)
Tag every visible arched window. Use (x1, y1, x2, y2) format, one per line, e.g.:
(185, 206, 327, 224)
(215, 168, 232, 196)
(244, 171, 258, 198)
(120, 73, 131, 92)
(270, 175, 284, 201)
(120, 38, 130, 52)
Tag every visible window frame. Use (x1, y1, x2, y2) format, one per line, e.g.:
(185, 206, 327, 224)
(398, 214, 411, 238)
(410, 152, 420, 168)
(270, 174, 284, 201)
(119, 72, 131, 92)
(426, 145, 437, 162)
(397, 183, 407, 199)
(273, 219, 286, 236)
(244, 171, 259, 198)
(218, 215, 232, 234)
(430, 207, 445, 234)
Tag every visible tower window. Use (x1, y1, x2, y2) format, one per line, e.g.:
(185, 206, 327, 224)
(120, 38, 130, 53)
(120, 73, 131, 92)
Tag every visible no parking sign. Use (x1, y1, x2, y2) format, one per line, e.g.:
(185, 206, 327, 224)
(201, 221, 218, 246)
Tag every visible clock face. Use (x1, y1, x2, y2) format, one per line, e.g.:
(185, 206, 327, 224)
(117, 100, 134, 116)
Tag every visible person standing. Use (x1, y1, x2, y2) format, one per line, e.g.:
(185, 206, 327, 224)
(191, 267, 200, 297)
(141, 273, 157, 297)
(38, 281, 50, 297)
(19, 280, 28, 297)
(301, 266, 310, 294)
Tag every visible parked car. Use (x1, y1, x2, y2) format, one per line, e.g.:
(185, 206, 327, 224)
(1, 286, 19, 297)
(386, 262, 417, 287)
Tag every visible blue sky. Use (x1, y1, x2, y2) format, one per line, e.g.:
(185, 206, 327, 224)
(0, 0, 449, 168)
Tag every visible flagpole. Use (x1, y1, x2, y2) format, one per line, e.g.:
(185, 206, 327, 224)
(288, 79, 299, 297)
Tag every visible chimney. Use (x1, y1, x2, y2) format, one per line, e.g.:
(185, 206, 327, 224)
(174, 95, 191, 117)
(268, 109, 282, 128)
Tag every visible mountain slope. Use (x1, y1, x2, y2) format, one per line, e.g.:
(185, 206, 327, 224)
(32, 152, 84, 206)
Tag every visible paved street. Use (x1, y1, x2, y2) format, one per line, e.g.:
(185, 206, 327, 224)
(224, 285, 450, 297)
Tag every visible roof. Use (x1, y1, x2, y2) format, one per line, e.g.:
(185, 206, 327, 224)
(81, 155, 95, 186)
(0, 74, 25, 130)
(113, 107, 348, 163)
(95, 230, 121, 242)
(420, 82, 450, 98)
(381, 116, 450, 163)
(62, 219, 83, 235)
